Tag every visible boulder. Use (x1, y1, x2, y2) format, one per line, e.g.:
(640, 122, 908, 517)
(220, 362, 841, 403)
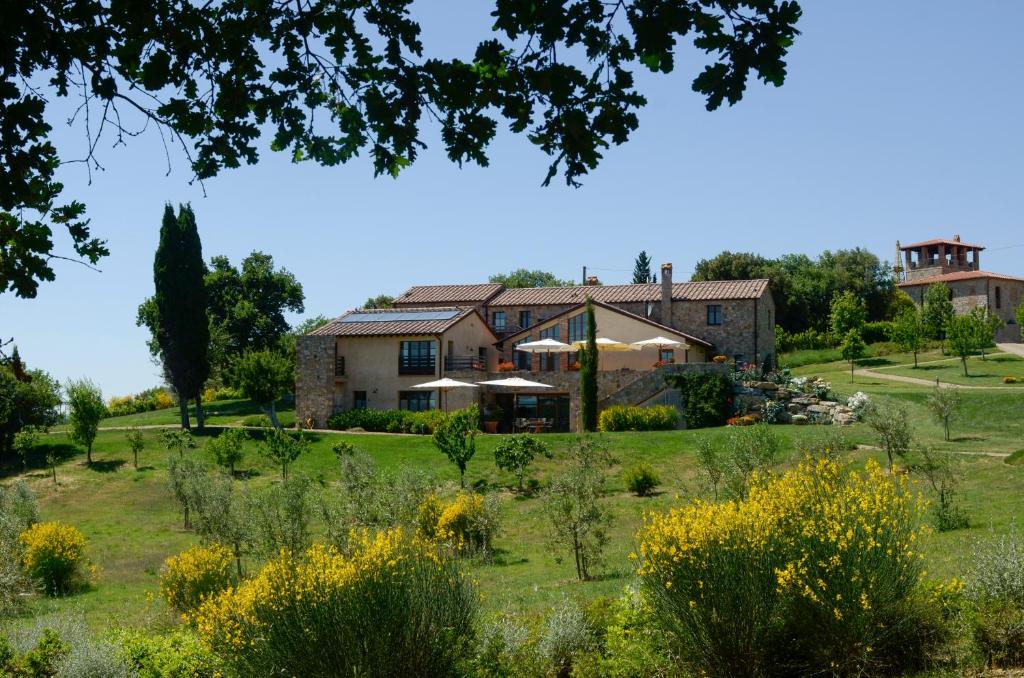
(791, 414, 809, 425)
(787, 403, 803, 415)
(833, 405, 854, 415)
(753, 381, 778, 391)
(792, 397, 819, 406)
(819, 400, 839, 408)
(807, 404, 833, 414)
(833, 413, 857, 426)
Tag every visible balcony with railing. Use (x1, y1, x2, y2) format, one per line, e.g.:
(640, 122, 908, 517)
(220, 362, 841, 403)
(399, 355, 436, 375)
(445, 355, 487, 372)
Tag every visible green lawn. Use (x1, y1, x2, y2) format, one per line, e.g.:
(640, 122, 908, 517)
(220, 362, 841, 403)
(6, 380, 1024, 632)
(89, 398, 295, 428)
(879, 352, 1024, 387)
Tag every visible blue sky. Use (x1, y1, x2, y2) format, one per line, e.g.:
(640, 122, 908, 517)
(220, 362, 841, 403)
(3, 2, 1024, 397)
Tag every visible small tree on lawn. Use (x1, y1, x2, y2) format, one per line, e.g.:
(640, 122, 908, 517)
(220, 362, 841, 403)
(432, 406, 478, 488)
(922, 283, 954, 350)
(161, 429, 196, 458)
(542, 437, 612, 581)
(695, 435, 725, 501)
(234, 349, 293, 429)
(925, 387, 962, 442)
(125, 427, 145, 469)
(840, 330, 866, 382)
(579, 299, 599, 432)
(65, 378, 105, 465)
(13, 428, 39, 472)
(167, 455, 206, 529)
(207, 428, 249, 477)
(968, 307, 1002, 360)
(493, 434, 552, 492)
(891, 307, 925, 367)
(187, 470, 250, 577)
(945, 314, 978, 377)
(259, 428, 308, 480)
(908, 445, 968, 531)
(864, 403, 913, 473)
(829, 291, 867, 340)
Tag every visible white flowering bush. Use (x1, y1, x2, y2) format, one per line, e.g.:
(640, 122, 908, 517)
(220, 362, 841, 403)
(847, 392, 871, 419)
(762, 400, 786, 424)
(789, 376, 832, 400)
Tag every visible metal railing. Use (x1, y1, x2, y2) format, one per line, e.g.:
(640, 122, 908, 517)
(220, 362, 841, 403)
(445, 355, 486, 371)
(398, 355, 436, 375)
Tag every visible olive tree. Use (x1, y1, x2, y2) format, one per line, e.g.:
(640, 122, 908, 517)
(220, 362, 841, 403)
(432, 406, 479, 488)
(865, 403, 913, 472)
(259, 428, 309, 480)
(207, 428, 249, 477)
(125, 427, 145, 469)
(926, 387, 962, 442)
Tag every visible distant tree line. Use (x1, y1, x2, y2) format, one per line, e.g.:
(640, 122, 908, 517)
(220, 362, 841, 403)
(691, 249, 898, 332)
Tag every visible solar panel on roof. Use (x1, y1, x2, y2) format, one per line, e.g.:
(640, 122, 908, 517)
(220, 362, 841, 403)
(341, 310, 460, 323)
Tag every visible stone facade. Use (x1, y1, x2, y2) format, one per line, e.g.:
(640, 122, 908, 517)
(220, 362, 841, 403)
(902, 276, 1024, 343)
(295, 334, 336, 428)
(669, 296, 776, 368)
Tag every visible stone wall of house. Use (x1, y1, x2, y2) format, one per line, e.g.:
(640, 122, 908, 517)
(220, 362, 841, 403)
(669, 296, 775, 366)
(903, 277, 1024, 343)
(295, 334, 336, 428)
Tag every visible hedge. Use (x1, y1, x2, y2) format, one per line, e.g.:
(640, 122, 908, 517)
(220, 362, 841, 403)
(664, 372, 732, 429)
(326, 407, 473, 434)
(598, 405, 678, 432)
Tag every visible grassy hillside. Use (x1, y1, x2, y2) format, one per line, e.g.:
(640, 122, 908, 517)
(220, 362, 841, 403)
(94, 398, 296, 428)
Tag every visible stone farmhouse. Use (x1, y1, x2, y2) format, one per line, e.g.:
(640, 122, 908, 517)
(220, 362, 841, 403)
(897, 236, 1024, 343)
(296, 263, 774, 432)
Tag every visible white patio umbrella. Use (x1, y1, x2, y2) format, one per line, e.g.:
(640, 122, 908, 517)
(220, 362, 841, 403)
(476, 377, 554, 388)
(477, 377, 554, 433)
(514, 337, 573, 371)
(630, 336, 687, 350)
(411, 377, 479, 411)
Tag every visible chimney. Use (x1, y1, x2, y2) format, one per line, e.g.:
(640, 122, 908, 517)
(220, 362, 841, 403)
(660, 263, 673, 326)
(585, 276, 600, 286)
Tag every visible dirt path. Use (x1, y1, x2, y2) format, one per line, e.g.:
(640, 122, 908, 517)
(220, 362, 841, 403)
(997, 342, 1024, 358)
(851, 368, 999, 389)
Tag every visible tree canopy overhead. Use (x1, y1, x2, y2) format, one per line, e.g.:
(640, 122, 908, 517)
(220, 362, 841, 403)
(2, 1, 802, 297)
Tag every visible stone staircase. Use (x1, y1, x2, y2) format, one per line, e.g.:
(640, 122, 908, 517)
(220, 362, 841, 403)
(599, 363, 727, 412)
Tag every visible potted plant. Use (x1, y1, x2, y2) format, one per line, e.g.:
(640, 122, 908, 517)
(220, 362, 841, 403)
(483, 404, 503, 434)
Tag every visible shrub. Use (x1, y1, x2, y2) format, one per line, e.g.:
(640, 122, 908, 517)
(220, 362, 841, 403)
(19, 521, 89, 595)
(193, 529, 477, 677)
(598, 405, 678, 432)
(159, 543, 235, 615)
(206, 427, 248, 475)
(5, 611, 134, 678)
(623, 463, 660, 497)
(637, 457, 932, 677)
(419, 493, 500, 557)
(665, 372, 732, 429)
(862, 320, 893, 344)
(326, 407, 459, 434)
(571, 588, 677, 678)
(762, 399, 785, 423)
(1004, 376, 1020, 384)
(967, 528, 1024, 668)
(106, 387, 176, 417)
(114, 628, 223, 678)
(846, 391, 871, 419)
(0, 629, 69, 676)
(493, 434, 551, 492)
(536, 599, 597, 675)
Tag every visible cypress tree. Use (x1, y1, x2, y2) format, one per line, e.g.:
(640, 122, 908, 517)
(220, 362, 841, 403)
(579, 298, 599, 432)
(632, 251, 653, 284)
(153, 203, 210, 429)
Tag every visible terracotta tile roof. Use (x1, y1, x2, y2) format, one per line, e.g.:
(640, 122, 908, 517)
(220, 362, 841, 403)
(394, 283, 504, 306)
(672, 279, 770, 301)
(489, 279, 769, 306)
(311, 307, 495, 338)
(901, 238, 985, 250)
(898, 270, 1024, 287)
(500, 299, 714, 348)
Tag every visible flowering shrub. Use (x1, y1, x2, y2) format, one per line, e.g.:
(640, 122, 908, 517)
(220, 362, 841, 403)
(419, 493, 499, 556)
(1003, 376, 1020, 384)
(636, 457, 932, 676)
(598, 405, 678, 432)
(497, 361, 516, 372)
(712, 355, 728, 364)
(193, 529, 476, 676)
(762, 399, 786, 424)
(847, 391, 871, 420)
(790, 376, 831, 400)
(159, 543, 235, 615)
(726, 414, 758, 426)
(19, 521, 89, 595)
(106, 387, 175, 417)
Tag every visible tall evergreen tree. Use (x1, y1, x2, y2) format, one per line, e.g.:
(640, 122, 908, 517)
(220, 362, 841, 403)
(153, 204, 210, 429)
(579, 299, 599, 432)
(632, 251, 654, 284)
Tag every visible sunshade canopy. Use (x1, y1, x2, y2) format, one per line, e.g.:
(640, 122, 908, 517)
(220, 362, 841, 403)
(514, 338, 573, 352)
(631, 336, 687, 349)
(410, 378, 479, 389)
(569, 337, 639, 351)
(477, 377, 554, 388)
